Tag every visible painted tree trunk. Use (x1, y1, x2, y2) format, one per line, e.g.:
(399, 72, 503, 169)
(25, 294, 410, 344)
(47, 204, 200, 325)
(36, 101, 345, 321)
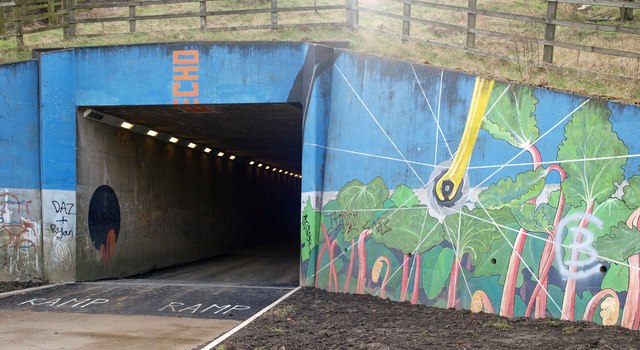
(622, 254, 640, 329)
(499, 145, 542, 318)
(400, 254, 410, 302)
(410, 254, 422, 305)
(343, 238, 356, 293)
(561, 200, 595, 321)
(447, 257, 461, 308)
(355, 229, 369, 294)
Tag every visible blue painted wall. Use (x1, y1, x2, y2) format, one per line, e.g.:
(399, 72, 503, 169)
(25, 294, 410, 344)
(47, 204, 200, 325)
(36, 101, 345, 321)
(3, 42, 640, 329)
(300, 49, 640, 329)
(74, 42, 307, 106)
(0, 61, 40, 189)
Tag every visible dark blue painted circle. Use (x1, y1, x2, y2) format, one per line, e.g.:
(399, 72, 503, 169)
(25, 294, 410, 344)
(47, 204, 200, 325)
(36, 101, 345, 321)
(88, 185, 121, 250)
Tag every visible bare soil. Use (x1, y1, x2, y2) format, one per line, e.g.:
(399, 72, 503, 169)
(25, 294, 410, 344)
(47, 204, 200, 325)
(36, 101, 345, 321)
(0, 281, 43, 294)
(220, 287, 640, 350)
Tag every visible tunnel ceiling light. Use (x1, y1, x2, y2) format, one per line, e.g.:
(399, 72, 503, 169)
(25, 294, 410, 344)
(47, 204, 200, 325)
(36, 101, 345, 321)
(285, 171, 289, 175)
(146, 129, 158, 137)
(188, 143, 197, 149)
(258, 163, 263, 167)
(272, 168, 276, 171)
(120, 121, 134, 130)
(249, 161, 255, 165)
(169, 137, 179, 143)
(217, 152, 225, 157)
(279, 169, 283, 173)
(265, 166, 270, 169)
(204, 148, 212, 153)
(229, 155, 236, 160)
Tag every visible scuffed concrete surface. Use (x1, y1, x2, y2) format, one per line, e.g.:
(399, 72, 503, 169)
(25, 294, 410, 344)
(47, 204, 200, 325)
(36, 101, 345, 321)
(0, 311, 238, 350)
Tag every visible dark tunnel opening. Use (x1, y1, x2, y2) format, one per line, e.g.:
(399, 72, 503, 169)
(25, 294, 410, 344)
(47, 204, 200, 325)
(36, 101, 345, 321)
(75, 103, 302, 286)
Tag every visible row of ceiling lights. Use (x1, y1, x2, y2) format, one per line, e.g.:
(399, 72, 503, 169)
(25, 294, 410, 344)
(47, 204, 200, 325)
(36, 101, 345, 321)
(118, 120, 302, 178)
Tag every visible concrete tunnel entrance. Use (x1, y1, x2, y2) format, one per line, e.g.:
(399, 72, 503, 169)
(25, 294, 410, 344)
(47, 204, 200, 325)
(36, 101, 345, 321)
(74, 103, 302, 286)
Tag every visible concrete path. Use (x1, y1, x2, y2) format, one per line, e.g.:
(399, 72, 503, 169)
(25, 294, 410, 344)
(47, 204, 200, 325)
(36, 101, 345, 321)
(0, 311, 238, 350)
(0, 244, 299, 349)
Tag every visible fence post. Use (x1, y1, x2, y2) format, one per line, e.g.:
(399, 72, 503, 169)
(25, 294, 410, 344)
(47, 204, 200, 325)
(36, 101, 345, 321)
(543, 0, 558, 63)
(402, 0, 411, 37)
(0, 6, 5, 36)
(15, 0, 23, 48)
(128, 0, 136, 32)
(271, 0, 277, 29)
(67, 0, 76, 37)
(347, 0, 358, 29)
(199, 0, 206, 30)
(466, 0, 476, 49)
(47, 0, 55, 24)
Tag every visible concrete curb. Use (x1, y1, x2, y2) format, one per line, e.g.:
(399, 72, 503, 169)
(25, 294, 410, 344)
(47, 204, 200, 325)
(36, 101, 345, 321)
(0, 283, 69, 300)
(200, 286, 301, 350)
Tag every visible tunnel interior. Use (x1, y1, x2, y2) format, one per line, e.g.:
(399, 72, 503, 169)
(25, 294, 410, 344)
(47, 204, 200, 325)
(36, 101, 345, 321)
(74, 103, 302, 285)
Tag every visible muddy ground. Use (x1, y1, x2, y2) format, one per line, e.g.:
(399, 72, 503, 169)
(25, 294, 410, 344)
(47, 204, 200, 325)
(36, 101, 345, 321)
(0, 281, 43, 294)
(220, 288, 640, 350)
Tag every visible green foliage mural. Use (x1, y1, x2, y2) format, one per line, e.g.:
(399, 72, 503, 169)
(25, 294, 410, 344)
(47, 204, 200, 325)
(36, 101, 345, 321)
(301, 66, 640, 331)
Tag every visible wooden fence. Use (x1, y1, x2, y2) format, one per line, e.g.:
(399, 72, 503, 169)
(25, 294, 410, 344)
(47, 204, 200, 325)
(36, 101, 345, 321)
(64, 0, 348, 37)
(1, 0, 65, 46)
(1, 0, 639, 79)
(354, 0, 640, 78)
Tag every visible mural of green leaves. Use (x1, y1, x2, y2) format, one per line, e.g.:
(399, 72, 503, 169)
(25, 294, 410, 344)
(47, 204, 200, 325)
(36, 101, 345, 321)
(302, 73, 640, 332)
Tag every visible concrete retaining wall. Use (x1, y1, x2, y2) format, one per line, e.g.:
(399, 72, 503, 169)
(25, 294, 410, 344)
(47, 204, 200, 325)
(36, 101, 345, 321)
(301, 50, 640, 328)
(0, 61, 42, 281)
(3, 41, 640, 330)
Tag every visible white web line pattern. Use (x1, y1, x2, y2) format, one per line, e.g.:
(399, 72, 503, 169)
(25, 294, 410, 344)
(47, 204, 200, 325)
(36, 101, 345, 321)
(311, 62, 635, 316)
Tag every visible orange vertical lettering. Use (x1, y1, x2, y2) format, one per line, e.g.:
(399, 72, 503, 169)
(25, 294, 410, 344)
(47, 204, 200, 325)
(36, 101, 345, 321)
(173, 50, 199, 65)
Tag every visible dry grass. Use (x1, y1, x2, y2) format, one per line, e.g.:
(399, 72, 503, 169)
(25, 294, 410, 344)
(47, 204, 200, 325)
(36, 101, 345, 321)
(0, 0, 639, 103)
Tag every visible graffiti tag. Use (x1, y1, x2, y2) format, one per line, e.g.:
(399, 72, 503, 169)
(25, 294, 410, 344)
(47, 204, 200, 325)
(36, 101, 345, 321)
(50, 224, 73, 240)
(50, 200, 75, 240)
(554, 213, 603, 279)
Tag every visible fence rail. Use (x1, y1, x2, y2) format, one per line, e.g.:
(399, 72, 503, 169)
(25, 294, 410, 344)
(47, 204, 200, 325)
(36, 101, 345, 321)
(354, 0, 640, 79)
(1, 0, 639, 80)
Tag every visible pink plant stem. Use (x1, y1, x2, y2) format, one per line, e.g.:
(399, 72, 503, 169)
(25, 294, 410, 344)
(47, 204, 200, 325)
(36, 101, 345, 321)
(500, 228, 528, 317)
(582, 289, 619, 321)
(526, 163, 566, 318)
(475, 290, 495, 314)
(622, 254, 640, 329)
(330, 240, 340, 292)
(410, 254, 422, 305)
(499, 144, 542, 318)
(355, 229, 369, 294)
(343, 238, 356, 293)
(315, 244, 327, 288)
(447, 256, 461, 308)
(561, 200, 595, 321)
(400, 254, 410, 302)
(320, 223, 337, 291)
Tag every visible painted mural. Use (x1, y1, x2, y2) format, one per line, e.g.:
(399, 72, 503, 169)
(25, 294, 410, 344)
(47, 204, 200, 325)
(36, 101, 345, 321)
(88, 185, 121, 265)
(301, 53, 640, 330)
